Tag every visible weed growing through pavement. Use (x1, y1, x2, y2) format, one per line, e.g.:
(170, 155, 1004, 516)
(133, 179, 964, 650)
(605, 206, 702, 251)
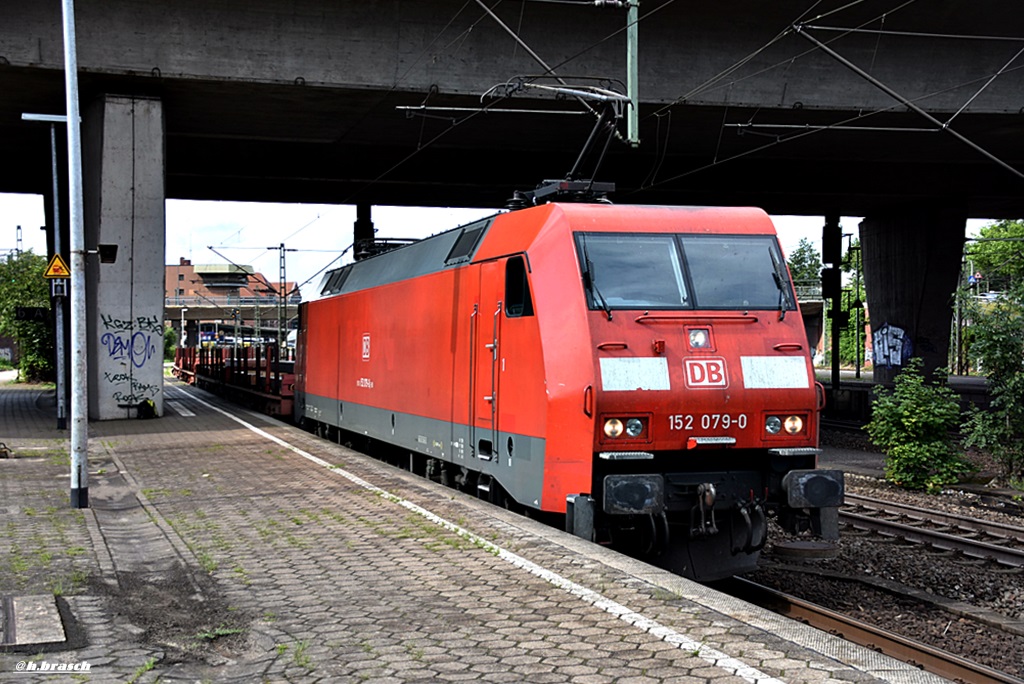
(322, 509, 348, 524)
(141, 487, 171, 499)
(193, 625, 245, 642)
(650, 587, 682, 602)
(44, 448, 69, 467)
(232, 564, 252, 585)
(292, 640, 313, 670)
(299, 509, 322, 523)
(125, 657, 157, 684)
(196, 551, 218, 573)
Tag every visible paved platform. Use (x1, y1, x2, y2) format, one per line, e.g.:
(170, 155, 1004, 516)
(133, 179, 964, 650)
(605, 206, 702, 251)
(0, 376, 946, 683)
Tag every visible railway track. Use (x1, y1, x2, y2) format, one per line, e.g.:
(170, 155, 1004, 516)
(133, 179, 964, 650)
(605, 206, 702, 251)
(726, 577, 1024, 684)
(840, 492, 1024, 568)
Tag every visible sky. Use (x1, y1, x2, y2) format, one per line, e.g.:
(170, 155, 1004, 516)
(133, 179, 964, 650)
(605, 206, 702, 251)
(1, 192, 994, 300)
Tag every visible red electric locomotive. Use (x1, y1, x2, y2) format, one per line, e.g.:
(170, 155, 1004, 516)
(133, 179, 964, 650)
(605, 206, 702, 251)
(295, 201, 843, 581)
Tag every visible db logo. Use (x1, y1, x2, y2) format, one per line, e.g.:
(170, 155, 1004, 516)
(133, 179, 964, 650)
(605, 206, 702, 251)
(684, 358, 728, 388)
(361, 333, 371, 360)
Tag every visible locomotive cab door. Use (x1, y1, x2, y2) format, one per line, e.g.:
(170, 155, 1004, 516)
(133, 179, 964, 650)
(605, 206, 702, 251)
(470, 260, 503, 461)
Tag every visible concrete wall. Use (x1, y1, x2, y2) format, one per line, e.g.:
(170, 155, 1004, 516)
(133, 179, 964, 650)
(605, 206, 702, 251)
(84, 96, 166, 420)
(2, 1, 1021, 112)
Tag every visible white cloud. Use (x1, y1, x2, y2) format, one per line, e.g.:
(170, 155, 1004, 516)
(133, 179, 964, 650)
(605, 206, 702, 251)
(0, 193, 48, 255)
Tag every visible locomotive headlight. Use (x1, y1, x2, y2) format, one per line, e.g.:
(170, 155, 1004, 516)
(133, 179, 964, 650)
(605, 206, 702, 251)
(784, 415, 804, 434)
(604, 418, 624, 438)
(688, 328, 710, 349)
(625, 418, 644, 438)
(765, 416, 783, 435)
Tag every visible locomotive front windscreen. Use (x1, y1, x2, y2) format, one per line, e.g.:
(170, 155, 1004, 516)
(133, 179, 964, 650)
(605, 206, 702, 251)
(576, 233, 796, 311)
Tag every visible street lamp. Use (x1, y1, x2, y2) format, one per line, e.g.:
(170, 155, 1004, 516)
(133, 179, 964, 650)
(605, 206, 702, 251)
(180, 307, 188, 347)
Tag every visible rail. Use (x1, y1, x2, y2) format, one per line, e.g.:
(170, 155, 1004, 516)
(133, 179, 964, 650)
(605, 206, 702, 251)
(840, 493, 1024, 567)
(727, 577, 1024, 684)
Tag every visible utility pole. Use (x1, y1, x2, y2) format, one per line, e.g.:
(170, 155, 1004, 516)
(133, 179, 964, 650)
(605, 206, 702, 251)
(268, 243, 296, 348)
(626, 0, 639, 146)
(22, 114, 74, 430)
(61, 0, 88, 508)
(278, 243, 285, 349)
(822, 215, 843, 393)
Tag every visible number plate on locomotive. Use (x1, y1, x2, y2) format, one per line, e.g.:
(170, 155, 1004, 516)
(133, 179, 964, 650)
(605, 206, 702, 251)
(668, 413, 748, 431)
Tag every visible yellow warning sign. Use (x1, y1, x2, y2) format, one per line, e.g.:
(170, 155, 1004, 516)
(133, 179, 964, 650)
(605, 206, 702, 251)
(44, 254, 71, 279)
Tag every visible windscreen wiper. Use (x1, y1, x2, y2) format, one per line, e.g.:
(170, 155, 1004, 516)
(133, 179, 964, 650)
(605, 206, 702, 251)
(769, 246, 795, 322)
(581, 237, 613, 321)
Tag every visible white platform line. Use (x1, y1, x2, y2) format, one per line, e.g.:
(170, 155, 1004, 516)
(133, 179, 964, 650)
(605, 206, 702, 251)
(165, 400, 196, 417)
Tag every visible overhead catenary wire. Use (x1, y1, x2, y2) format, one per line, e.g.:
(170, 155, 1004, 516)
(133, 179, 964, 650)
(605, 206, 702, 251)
(343, 0, 1022, 209)
(652, 0, 915, 113)
(638, 0, 1024, 193)
(626, 72, 1003, 195)
(339, 0, 700, 205)
(793, 24, 1024, 182)
(342, 0, 642, 204)
(803, 25, 1024, 42)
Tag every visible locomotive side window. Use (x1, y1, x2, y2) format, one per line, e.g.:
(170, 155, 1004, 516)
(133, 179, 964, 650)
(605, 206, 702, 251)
(680, 235, 795, 310)
(320, 266, 352, 296)
(576, 233, 688, 310)
(444, 222, 488, 265)
(504, 256, 534, 317)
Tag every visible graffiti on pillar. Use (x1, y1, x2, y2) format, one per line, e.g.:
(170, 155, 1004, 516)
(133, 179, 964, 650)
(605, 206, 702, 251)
(100, 313, 162, 334)
(872, 323, 913, 368)
(100, 330, 159, 369)
(104, 371, 160, 405)
(99, 312, 162, 405)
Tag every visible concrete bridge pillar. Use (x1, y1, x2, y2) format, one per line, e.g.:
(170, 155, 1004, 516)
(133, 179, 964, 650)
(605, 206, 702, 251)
(860, 208, 966, 384)
(83, 95, 166, 419)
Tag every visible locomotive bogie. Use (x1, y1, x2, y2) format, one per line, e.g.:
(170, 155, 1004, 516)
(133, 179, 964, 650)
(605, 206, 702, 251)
(295, 202, 844, 581)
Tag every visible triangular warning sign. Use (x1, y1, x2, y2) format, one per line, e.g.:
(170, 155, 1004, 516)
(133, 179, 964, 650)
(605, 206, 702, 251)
(44, 254, 71, 278)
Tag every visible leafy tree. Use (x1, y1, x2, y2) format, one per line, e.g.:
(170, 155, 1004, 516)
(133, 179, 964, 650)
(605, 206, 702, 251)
(164, 326, 178, 361)
(838, 238, 867, 368)
(965, 219, 1024, 292)
(0, 250, 53, 382)
(786, 237, 822, 284)
(960, 281, 1024, 482)
(865, 358, 969, 492)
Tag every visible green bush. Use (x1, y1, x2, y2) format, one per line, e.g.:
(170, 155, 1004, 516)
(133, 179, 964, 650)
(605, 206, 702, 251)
(0, 251, 53, 382)
(960, 282, 1024, 481)
(865, 358, 969, 492)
